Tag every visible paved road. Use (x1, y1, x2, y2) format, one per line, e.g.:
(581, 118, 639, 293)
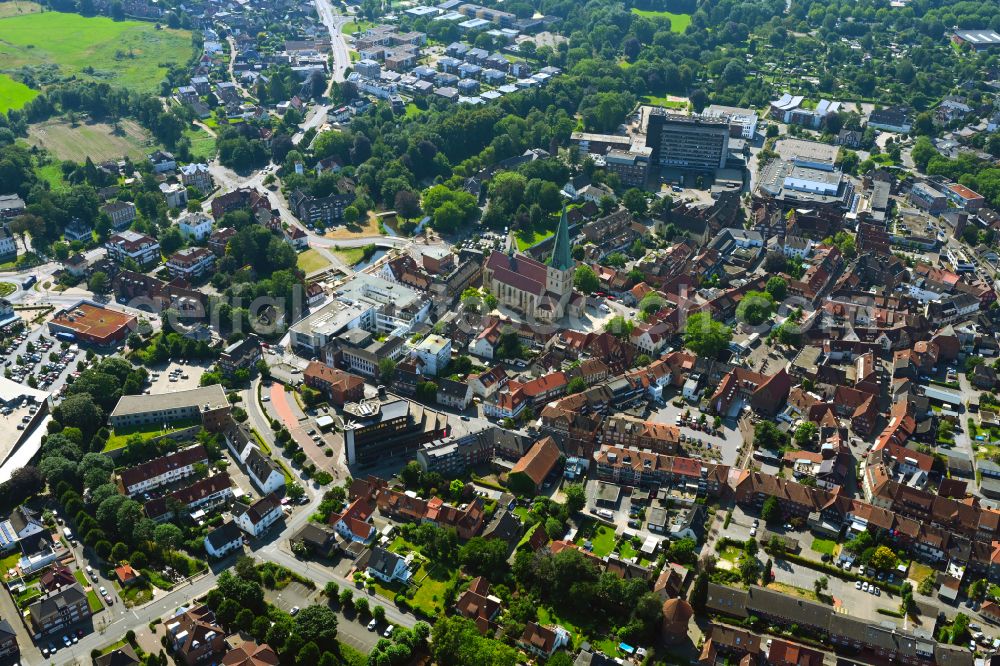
(293, 0, 352, 144)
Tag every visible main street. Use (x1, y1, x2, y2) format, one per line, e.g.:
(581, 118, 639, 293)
(293, 0, 353, 144)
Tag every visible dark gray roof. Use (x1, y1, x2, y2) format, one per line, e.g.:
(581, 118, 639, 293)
(205, 520, 242, 550)
(367, 545, 405, 577)
(245, 447, 281, 488)
(29, 582, 87, 620)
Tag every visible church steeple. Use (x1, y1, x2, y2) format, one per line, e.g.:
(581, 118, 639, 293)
(550, 205, 572, 271)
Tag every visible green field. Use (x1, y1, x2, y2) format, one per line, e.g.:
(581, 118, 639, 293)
(341, 19, 375, 35)
(630, 8, 691, 32)
(184, 126, 216, 162)
(0, 73, 38, 112)
(35, 162, 70, 192)
(0, 12, 193, 94)
(103, 417, 201, 451)
(0, 282, 15, 298)
(28, 117, 154, 162)
(811, 538, 837, 556)
(297, 248, 331, 273)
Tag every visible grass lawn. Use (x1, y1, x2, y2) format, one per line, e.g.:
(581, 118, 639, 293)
(332, 247, 368, 266)
(0, 282, 15, 298)
(910, 562, 935, 584)
(811, 538, 837, 556)
(341, 20, 374, 35)
(103, 417, 201, 451)
(641, 94, 688, 109)
(0, 12, 192, 94)
(768, 581, 822, 603)
(513, 506, 530, 522)
(629, 8, 691, 32)
(297, 248, 331, 273)
(618, 538, 638, 560)
(36, 162, 70, 192)
(581, 524, 617, 557)
(410, 563, 456, 617)
(0, 73, 38, 113)
(121, 582, 153, 607)
(0, 551, 21, 574)
(184, 126, 216, 162)
(99, 639, 127, 656)
(73, 569, 88, 588)
(87, 589, 104, 613)
(404, 102, 423, 118)
(515, 228, 553, 251)
(719, 545, 742, 563)
(27, 118, 155, 162)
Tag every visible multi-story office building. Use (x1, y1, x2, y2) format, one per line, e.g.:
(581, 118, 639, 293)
(645, 110, 729, 172)
(343, 399, 448, 466)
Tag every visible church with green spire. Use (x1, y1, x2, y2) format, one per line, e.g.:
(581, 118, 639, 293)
(482, 206, 584, 322)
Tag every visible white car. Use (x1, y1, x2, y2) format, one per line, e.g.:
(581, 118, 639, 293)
(862, 582, 869, 592)
(855, 580, 862, 590)
(367, 619, 378, 631)
(383, 625, 394, 638)
(749, 527, 757, 537)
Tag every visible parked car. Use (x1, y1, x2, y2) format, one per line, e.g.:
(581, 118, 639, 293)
(367, 619, 378, 631)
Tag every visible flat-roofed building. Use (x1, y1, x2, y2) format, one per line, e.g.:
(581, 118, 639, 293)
(109, 384, 230, 429)
(953, 29, 1000, 51)
(645, 110, 729, 172)
(342, 398, 448, 466)
(704, 104, 759, 139)
(47, 300, 136, 347)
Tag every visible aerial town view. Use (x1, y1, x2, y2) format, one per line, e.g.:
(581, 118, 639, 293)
(2, 0, 1000, 663)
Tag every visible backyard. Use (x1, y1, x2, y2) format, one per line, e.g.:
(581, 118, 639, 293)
(575, 521, 617, 557)
(811, 538, 838, 557)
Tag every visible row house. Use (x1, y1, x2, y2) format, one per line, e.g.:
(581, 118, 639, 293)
(117, 445, 209, 497)
(144, 472, 233, 522)
(593, 445, 729, 496)
(600, 415, 681, 455)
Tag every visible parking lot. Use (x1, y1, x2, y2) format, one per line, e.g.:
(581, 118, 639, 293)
(143, 359, 209, 394)
(2, 325, 85, 396)
(647, 397, 744, 466)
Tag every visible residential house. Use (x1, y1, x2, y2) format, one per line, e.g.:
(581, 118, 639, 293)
(436, 377, 472, 409)
(219, 335, 262, 375)
(117, 445, 208, 497)
(245, 448, 285, 496)
(517, 622, 569, 659)
(180, 163, 213, 193)
(166, 606, 226, 666)
(204, 520, 243, 559)
(454, 576, 503, 634)
(366, 546, 411, 583)
(177, 212, 214, 241)
(304, 361, 365, 405)
(106, 231, 161, 269)
(27, 583, 90, 636)
(167, 247, 215, 280)
(101, 201, 137, 231)
(233, 493, 284, 538)
(221, 641, 279, 666)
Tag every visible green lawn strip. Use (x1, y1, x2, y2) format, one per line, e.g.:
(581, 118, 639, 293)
(73, 569, 88, 587)
(87, 589, 104, 613)
(121, 583, 153, 607)
(100, 639, 127, 655)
